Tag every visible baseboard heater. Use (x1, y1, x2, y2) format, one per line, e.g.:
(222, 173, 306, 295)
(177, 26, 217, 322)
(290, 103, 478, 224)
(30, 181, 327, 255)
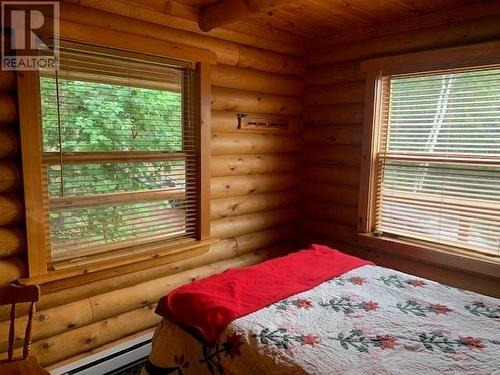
(50, 331, 153, 375)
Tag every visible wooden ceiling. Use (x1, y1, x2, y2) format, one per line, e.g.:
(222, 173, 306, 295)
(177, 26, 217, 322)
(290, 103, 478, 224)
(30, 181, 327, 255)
(67, 0, 496, 56)
(179, 0, 481, 38)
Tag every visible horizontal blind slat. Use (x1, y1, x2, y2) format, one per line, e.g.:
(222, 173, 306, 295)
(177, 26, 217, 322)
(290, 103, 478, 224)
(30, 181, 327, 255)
(39, 41, 199, 264)
(376, 67, 500, 256)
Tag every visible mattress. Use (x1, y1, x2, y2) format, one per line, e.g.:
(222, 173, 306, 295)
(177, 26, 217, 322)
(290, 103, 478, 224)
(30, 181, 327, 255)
(142, 265, 500, 374)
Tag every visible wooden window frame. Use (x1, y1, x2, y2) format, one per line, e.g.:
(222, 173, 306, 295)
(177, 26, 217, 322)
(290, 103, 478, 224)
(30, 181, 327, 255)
(17, 22, 218, 284)
(357, 40, 500, 278)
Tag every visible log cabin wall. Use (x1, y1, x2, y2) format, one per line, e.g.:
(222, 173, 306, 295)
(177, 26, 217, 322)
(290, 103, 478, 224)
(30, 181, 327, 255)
(0, 2, 303, 367)
(302, 9, 500, 297)
(0, 70, 25, 284)
(2, 0, 499, 368)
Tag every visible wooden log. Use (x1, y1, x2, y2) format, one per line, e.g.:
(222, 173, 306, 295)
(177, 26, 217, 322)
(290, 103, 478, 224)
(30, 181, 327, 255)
(0, 299, 93, 353)
(1, 250, 224, 319)
(212, 64, 303, 96)
(3, 248, 237, 320)
(211, 133, 301, 155)
(301, 183, 359, 206)
(0, 162, 20, 193)
(298, 233, 357, 257)
(0, 96, 17, 126)
(300, 164, 360, 186)
(0, 71, 15, 92)
(45, 328, 156, 372)
(59, 18, 218, 64)
(67, 0, 304, 57)
(139, 0, 301, 52)
(306, 63, 358, 86)
(211, 209, 297, 239)
(0, 194, 23, 226)
(303, 125, 362, 146)
(300, 220, 357, 245)
(88, 250, 275, 322)
(29, 305, 160, 366)
(0, 234, 280, 320)
(305, 104, 364, 126)
(211, 154, 300, 177)
(60, 3, 304, 74)
(211, 191, 297, 220)
(303, 145, 361, 166)
(208, 238, 238, 260)
(235, 226, 294, 256)
(27, 249, 288, 366)
(300, 201, 358, 226)
(199, 0, 301, 32)
(223, 18, 305, 54)
(238, 44, 305, 76)
(0, 251, 278, 356)
(305, 81, 365, 106)
(0, 257, 26, 285)
(221, 14, 304, 54)
(209, 228, 294, 259)
(64, 2, 241, 63)
(307, 15, 500, 66)
(211, 86, 303, 115)
(211, 110, 302, 134)
(359, 39, 500, 75)
(0, 227, 24, 259)
(211, 174, 297, 199)
(0, 128, 19, 158)
(133, 0, 305, 53)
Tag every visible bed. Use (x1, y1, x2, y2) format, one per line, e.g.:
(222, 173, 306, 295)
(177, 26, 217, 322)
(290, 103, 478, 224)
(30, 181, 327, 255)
(141, 246, 500, 375)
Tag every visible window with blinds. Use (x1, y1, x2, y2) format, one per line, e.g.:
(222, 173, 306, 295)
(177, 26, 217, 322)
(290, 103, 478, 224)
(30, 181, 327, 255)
(38, 42, 200, 268)
(375, 67, 500, 257)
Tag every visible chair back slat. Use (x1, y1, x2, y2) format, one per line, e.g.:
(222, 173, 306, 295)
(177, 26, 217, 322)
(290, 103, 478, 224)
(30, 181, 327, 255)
(23, 302, 36, 359)
(0, 283, 40, 362)
(8, 303, 15, 361)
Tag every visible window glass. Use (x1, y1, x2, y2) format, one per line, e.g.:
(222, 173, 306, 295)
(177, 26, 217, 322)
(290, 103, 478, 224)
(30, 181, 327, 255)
(376, 68, 500, 256)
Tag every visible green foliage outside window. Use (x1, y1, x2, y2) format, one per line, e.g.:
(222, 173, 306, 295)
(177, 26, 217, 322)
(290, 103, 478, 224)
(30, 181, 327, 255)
(40, 77, 187, 256)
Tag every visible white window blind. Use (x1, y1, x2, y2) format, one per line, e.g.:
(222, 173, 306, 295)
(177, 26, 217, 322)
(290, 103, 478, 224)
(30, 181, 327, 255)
(39, 42, 200, 267)
(376, 67, 500, 256)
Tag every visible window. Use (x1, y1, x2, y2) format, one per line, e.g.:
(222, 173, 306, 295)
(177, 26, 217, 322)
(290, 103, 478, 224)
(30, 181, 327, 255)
(18, 38, 213, 279)
(39, 43, 201, 269)
(367, 67, 499, 257)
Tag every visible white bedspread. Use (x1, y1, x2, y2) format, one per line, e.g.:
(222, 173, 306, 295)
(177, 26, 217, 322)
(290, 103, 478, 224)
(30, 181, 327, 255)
(143, 265, 500, 375)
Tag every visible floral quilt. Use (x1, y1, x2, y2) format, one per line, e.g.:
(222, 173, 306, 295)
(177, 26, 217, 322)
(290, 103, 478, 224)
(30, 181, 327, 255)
(142, 265, 500, 375)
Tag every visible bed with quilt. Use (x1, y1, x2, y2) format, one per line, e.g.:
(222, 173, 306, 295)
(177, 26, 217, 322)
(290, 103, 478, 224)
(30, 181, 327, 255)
(141, 245, 500, 375)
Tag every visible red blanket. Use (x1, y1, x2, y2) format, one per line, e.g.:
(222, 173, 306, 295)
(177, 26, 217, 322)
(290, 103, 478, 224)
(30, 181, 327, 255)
(155, 244, 372, 343)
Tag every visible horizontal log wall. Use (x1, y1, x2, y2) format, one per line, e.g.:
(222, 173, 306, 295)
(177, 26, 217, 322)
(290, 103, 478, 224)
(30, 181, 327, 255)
(302, 13, 500, 297)
(0, 65, 26, 285)
(0, 4, 303, 367)
(0, 246, 292, 364)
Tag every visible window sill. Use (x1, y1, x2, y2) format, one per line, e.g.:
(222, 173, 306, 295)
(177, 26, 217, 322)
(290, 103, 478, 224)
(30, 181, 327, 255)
(19, 237, 219, 287)
(357, 233, 500, 279)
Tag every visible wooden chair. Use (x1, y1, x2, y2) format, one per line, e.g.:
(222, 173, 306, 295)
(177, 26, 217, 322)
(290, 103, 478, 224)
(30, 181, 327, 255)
(0, 283, 49, 375)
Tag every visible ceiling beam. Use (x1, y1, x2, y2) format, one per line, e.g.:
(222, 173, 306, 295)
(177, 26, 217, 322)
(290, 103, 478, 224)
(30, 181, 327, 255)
(199, 0, 301, 32)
